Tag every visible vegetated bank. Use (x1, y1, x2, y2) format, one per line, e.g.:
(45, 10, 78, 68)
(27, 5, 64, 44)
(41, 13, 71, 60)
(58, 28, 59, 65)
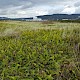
(0, 21, 80, 80)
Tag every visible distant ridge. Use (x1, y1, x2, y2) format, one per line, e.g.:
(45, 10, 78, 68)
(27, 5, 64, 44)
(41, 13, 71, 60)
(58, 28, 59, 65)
(0, 14, 80, 21)
(37, 14, 80, 20)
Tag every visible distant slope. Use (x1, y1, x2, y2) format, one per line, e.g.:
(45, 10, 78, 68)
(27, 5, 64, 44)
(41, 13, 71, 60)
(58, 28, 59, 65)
(0, 14, 80, 21)
(37, 14, 80, 20)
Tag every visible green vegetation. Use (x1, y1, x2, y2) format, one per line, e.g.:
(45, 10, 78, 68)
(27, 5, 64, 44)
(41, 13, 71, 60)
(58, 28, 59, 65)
(0, 21, 80, 80)
(59, 20, 80, 23)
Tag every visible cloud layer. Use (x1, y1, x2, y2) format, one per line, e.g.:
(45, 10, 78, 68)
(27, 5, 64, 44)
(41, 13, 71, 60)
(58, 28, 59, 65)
(0, 0, 80, 18)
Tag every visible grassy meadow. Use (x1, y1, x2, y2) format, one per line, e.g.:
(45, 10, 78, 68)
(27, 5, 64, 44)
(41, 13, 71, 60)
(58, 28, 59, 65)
(0, 21, 80, 80)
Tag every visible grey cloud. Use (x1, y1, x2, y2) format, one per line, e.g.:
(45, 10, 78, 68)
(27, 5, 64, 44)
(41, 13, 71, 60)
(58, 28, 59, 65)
(0, 0, 20, 8)
(0, 0, 80, 18)
(0, 0, 33, 9)
(0, 0, 70, 8)
(75, 6, 80, 13)
(74, 1, 80, 7)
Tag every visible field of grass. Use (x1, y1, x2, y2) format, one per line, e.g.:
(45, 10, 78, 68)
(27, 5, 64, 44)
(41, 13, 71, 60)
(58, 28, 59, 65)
(0, 21, 80, 80)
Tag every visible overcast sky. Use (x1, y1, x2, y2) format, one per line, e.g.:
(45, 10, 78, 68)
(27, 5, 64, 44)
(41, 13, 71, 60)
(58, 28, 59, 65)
(0, 0, 80, 18)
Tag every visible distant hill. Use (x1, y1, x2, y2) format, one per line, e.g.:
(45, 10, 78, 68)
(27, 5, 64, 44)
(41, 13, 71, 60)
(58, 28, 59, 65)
(37, 14, 80, 20)
(0, 14, 80, 21)
(0, 17, 33, 21)
(0, 17, 9, 20)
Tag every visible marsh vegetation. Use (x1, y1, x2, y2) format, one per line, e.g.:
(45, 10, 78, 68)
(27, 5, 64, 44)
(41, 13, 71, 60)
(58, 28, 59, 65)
(0, 21, 80, 80)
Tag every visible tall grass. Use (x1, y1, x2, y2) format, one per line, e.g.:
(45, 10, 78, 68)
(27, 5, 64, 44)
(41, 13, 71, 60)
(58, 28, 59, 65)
(0, 21, 80, 80)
